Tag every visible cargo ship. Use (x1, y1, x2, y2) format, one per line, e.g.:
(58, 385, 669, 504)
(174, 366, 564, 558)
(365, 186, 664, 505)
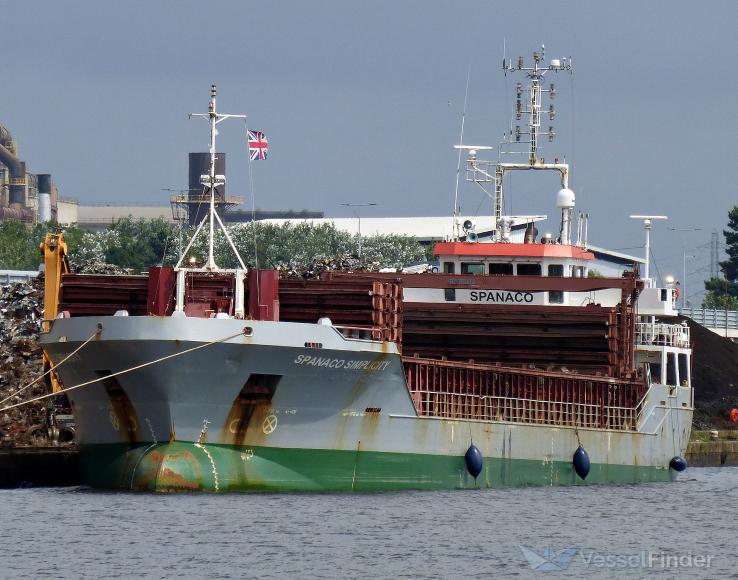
(38, 51, 692, 491)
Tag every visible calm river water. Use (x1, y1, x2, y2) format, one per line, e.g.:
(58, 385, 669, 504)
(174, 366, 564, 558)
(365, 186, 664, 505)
(1, 467, 736, 579)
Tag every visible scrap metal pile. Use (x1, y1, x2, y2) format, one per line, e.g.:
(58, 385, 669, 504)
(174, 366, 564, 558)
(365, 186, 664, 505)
(0, 277, 47, 444)
(70, 258, 133, 275)
(277, 256, 384, 280)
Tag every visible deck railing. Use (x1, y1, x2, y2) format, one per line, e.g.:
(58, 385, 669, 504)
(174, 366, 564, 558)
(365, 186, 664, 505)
(410, 391, 642, 430)
(404, 357, 647, 431)
(635, 322, 690, 348)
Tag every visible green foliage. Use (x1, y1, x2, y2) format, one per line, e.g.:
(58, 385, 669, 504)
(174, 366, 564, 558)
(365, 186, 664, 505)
(0, 217, 427, 272)
(704, 206, 738, 308)
(186, 221, 427, 270)
(0, 220, 89, 270)
(703, 277, 738, 308)
(702, 290, 738, 310)
(103, 217, 179, 271)
(0, 220, 39, 270)
(720, 206, 738, 281)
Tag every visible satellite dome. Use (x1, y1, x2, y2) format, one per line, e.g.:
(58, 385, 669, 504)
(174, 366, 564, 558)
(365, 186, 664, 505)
(556, 188, 575, 208)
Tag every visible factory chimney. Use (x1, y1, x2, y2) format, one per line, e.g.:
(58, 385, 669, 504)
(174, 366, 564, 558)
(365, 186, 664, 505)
(37, 173, 52, 223)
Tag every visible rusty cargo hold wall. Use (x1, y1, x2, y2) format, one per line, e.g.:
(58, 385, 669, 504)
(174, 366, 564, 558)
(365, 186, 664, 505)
(57, 270, 638, 377)
(403, 356, 648, 430)
(325, 271, 641, 378)
(61, 269, 402, 342)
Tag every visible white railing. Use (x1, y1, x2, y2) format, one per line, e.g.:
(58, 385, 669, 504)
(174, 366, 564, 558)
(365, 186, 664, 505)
(635, 322, 690, 348)
(410, 390, 640, 431)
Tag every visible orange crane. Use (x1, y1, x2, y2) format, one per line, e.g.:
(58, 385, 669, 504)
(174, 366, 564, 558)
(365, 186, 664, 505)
(39, 232, 69, 393)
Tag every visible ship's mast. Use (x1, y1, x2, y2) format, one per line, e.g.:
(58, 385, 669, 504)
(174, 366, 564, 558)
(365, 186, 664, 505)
(181, 84, 248, 272)
(458, 46, 574, 244)
(174, 85, 249, 317)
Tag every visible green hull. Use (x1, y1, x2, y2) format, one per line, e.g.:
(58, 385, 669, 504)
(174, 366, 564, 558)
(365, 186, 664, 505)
(81, 442, 673, 492)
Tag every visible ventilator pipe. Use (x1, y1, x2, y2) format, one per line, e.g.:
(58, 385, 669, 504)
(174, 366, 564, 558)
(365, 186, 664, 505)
(557, 188, 575, 245)
(0, 127, 26, 206)
(0, 206, 34, 220)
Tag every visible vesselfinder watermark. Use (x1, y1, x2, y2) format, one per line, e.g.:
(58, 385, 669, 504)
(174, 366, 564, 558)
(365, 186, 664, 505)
(520, 545, 717, 572)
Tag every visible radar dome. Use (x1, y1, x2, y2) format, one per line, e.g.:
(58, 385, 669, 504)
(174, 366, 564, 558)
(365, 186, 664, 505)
(556, 188, 575, 208)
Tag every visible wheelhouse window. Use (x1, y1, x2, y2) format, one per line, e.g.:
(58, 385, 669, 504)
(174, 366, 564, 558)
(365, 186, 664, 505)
(443, 261, 455, 274)
(517, 263, 542, 276)
(461, 262, 485, 275)
(548, 291, 564, 304)
(489, 262, 513, 276)
(548, 265, 564, 303)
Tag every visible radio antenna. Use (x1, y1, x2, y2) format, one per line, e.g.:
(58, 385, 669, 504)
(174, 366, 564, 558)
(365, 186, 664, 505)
(452, 64, 472, 240)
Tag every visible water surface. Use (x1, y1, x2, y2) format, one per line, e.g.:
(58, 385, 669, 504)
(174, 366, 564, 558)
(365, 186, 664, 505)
(1, 468, 735, 579)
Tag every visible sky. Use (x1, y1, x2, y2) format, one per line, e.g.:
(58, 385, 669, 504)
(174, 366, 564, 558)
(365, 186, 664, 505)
(2, 0, 737, 303)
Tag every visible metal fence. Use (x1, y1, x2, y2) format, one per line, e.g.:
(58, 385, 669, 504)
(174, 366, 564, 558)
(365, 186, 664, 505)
(404, 357, 648, 431)
(0, 270, 40, 284)
(410, 390, 644, 431)
(679, 308, 738, 331)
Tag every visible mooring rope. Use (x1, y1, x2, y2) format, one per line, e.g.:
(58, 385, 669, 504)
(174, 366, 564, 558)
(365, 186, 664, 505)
(0, 329, 99, 407)
(0, 330, 245, 413)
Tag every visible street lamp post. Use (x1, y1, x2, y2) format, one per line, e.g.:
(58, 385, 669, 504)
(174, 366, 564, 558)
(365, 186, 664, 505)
(682, 252, 696, 309)
(669, 226, 702, 310)
(630, 215, 668, 286)
(341, 202, 377, 259)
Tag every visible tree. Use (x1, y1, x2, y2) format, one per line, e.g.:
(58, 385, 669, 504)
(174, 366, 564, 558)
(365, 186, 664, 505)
(188, 221, 428, 270)
(721, 206, 738, 280)
(703, 206, 738, 308)
(0, 218, 429, 273)
(103, 217, 178, 271)
(702, 288, 738, 309)
(0, 220, 36, 270)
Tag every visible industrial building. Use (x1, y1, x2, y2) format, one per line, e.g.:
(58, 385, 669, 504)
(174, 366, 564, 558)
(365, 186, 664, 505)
(0, 124, 78, 224)
(76, 151, 323, 229)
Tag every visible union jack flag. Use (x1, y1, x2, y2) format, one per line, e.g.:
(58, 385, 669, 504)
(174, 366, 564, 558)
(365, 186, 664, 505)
(247, 129, 268, 160)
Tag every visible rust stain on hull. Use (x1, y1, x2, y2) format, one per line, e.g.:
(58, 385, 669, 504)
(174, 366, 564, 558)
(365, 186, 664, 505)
(98, 371, 140, 445)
